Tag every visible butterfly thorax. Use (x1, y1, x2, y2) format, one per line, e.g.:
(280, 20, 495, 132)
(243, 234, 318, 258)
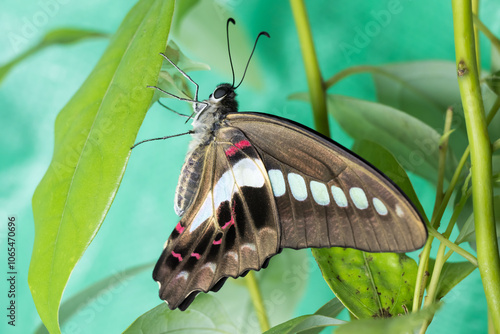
(174, 83, 238, 217)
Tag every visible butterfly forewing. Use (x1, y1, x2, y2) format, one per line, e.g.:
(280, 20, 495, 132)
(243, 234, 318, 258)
(153, 127, 280, 310)
(226, 112, 427, 253)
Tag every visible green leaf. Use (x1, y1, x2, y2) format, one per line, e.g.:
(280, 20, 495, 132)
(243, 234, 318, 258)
(34, 263, 153, 334)
(371, 61, 468, 157)
(28, 1, 175, 333)
(352, 140, 427, 222)
(292, 298, 346, 334)
(124, 295, 238, 334)
(263, 315, 345, 334)
(427, 260, 476, 300)
(314, 297, 345, 318)
(0, 28, 108, 84)
(312, 248, 418, 319)
(335, 304, 441, 334)
(323, 94, 457, 184)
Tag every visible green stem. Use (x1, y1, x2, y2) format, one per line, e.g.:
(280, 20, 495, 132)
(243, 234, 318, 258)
(452, 1, 500, 332)
(290, 0, 329, 137)
(432, 108, 454, 229)
(428, 227, 478, 266)
(472, 0, 481, 73)
(245, 271, 270, 332)
(473, 15, 500, 56)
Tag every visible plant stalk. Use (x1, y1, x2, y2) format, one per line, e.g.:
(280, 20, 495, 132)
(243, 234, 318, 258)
(452, 0, 500, 332)
(290, 0, 330, 137)
(245, 271, 270, 332)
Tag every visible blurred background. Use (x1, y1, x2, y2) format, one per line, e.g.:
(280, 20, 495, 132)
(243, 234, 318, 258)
(1, 0, 499, 332)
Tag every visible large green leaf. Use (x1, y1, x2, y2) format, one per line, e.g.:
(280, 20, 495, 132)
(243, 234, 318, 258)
(313, 248, 418, 319)
(427, 260, 477, 300)
(124, 295, 238, 334)
(28, 1, 175, 333)
(335, 304, 441, 334)
(0, 28, 108, 84)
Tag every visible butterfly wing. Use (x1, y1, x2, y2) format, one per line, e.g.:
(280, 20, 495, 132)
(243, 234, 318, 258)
(154, 111, 427, 311)
(226, 112, 427, 252)
(153, 126, 280, 310)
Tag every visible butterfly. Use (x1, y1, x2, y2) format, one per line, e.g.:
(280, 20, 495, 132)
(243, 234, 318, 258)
(144, 18, 427, 311)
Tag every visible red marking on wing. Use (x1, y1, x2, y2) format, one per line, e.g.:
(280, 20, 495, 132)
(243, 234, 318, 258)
(191, 252, 201, 259)
(171, 251, 183, 262)
(175, 222, 184, 234)
(221, 216, 234, 230)
(213, 239, 222, 245)
(221, 202, 237, 230)
(225, 140, 252, 157)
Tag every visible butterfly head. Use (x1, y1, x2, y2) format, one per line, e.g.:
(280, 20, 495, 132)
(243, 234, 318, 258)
(207, 83, 238, 114)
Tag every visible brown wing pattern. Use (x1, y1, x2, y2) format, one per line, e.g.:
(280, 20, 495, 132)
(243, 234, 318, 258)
(153, 126, 280, 310)
(227, 112, 427, 253)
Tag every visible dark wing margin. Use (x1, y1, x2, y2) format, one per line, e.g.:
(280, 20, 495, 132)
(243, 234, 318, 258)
(226, 112, 428, 253)
(153, 126, 280, 310)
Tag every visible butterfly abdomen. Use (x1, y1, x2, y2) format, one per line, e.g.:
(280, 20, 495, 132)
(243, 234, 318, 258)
(174, 145, 209, 216)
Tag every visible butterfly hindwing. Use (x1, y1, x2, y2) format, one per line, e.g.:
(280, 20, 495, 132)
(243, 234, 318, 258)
(153, 127, 280, 310)
(226, 112, 427, 253)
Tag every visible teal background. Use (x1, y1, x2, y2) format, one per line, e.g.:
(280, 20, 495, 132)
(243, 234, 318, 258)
(0, 0, 498, 333)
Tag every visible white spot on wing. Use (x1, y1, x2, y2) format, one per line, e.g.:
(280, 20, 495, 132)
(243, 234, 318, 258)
(310, 181, 330, 205)
(175, 271, 189, 281)
(201, 262, 216, 274)
(226, 251, 238, 261)
(349, 187, 369, 210)
(163, 240, 169, 249)
(242, 243, 257, 251)
(189, 193, 213, 232)
(190, 158, 265, 233)
(373, 198, 388, 215)
(233, 158, 265, 188)
(395, 204, 405, 217)
(331, 186, 348, 207)
(268, 169, 286, 197)
(288, 173, 307, 201)
(213, 170, 233, 208)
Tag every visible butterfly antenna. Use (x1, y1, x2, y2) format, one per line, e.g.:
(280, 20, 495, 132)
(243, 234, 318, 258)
(234, 31, 270, 89)
(131, 131, 193, 150)
(226, 18, 236, 88)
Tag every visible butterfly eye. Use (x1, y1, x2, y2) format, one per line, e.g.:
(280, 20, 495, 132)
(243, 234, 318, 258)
(213, 86, 228, 100)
